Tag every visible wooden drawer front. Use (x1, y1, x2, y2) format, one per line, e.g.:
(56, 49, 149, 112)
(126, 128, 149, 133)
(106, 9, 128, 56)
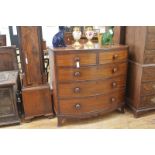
(141, 95, 155, 108)
(58, 62, 127, 81)
(146, 34, 155, 50)
(142, 66, 155, 81)
(147, 27, 155, 33)
(99, 50, 128, 64)
(144, 50, 155, 64)
(59, 76, 126, 98)
(56, 53, 96, 67)
(59, 90, 125, 115)
(141, 82, 155, 95)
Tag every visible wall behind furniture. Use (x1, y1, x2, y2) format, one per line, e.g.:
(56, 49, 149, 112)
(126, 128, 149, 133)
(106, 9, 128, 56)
(42, 26, 58, 47)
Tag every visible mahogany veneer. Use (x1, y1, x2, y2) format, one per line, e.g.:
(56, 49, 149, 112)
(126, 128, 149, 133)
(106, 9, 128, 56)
(49, 44, 128, 126)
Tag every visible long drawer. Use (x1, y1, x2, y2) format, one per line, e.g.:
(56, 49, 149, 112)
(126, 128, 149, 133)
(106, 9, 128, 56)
(99, 50, 128, 64)
(59, 76, 126, 98)
(56, 52, 96, 67)
(59, 90, 125, 115)
(142, 66, 155, 82)
(58, 62, 127, 82)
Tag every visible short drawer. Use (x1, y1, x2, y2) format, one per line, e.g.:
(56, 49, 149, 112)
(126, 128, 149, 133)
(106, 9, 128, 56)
(59, 76, 126, 98)
(144, 50, 155, 64)
(142, 66, 155, 82)
(58, 62, 127, 82)
(56, 52, 96, 67)
(146, 33, 155, 50)
(59, 90, 125, 115)
(141, 81, 155, 95)
(99, 50, 128, 64)
(141, 95, 155, 108)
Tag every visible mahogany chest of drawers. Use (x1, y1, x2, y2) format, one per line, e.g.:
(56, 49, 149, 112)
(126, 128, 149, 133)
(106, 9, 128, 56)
(126, 26, 155, 117)
(49, 44, 128, 126)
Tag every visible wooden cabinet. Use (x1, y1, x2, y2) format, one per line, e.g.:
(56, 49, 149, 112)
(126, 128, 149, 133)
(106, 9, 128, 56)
(0, 46, 21, 126)
(49, 44, 128, 126)
(0, 71, 21, 126)
(126, 26, 155, 117)
(17, 26, 54, 120)
(0, 35, 6, 46)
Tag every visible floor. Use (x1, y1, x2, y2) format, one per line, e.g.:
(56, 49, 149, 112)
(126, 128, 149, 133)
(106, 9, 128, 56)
(2, 107, 155, 129)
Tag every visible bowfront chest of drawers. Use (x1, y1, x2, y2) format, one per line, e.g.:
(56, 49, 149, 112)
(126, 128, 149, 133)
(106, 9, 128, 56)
(49, 44, 128, 126)
(126, 26, 155, 117)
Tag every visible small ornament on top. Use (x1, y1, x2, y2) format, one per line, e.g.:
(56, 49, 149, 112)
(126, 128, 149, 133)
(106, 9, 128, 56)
(102, 26, 114, 45)
(52, 26, 66, 48)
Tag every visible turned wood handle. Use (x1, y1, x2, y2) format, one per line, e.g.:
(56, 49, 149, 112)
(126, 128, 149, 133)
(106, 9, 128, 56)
(112, 82, 117, 87)
(74, 87, 80, 93)
(74, 71, 81, 77)
(75, 103, 81, 110)
(113, 54, 118, 59)
(111, 97, 116, 102)
(113, 67, 118, 73)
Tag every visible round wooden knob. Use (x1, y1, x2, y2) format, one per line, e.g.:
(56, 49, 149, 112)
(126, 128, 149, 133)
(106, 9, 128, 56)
(112, 82, 117, 87)
(74, 71, 81, 77)
(75, 103, 81, 110)
(74, 57, 80, 62)
(113, 54, 118, 60)
(111, 97, 116, 102)
(113, 67, 118, 73)
(74, 87, 80, 93)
